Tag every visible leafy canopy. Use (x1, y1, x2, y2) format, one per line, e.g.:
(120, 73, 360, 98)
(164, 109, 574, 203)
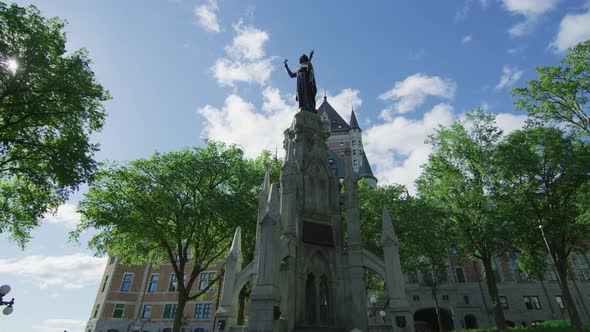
(513, 40, 590, 137)
(0, 3, 109, 246)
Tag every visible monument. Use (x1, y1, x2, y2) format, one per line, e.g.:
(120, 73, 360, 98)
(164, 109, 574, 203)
(215, 52, 412, 332)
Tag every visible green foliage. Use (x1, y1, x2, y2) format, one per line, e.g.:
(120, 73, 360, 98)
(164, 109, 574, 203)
(76, 142, 253, 267)
(0, 2, 109, 247)
(513, 40, 590, 137)
(496, 126, 590, 272)
(396, 197, 452, 287)
(417, 109, 512, 261)
(358, 180, 406, 258)
(417, 109, 511, 329)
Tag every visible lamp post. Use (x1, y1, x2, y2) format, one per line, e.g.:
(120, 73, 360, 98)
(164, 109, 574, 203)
(537, 223, 569, 322)
(0, 285, 14, 315)
(368, 295, 388, 323)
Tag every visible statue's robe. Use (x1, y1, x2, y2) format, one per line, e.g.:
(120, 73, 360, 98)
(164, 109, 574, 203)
(289, 65, 317, 112)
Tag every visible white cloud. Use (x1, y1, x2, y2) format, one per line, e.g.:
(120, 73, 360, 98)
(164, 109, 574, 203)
(495, 65, 523, 90)
(198, 88, 297, 158)
(364, 103, 455, 193)
(501, 0, 560, 37)
(496, 113, 528, 132)
(33, 319, 86, 332)
(194, 0, 220, 33)
(0, 254, 106, 289)
(210, 22, 274, 87)
(226, 22, 269, 60)
(364, 104, 528, 193)
(43, 203, 80, 229)
(379, 74, 456, 116)
(211, 57, 274, 86)
(480, 101, 492, 111)
(456, 1, 471, 20)
(462, 35, 473, 44)
(198, 88, 362, 159)
(550, 6, 590, 53)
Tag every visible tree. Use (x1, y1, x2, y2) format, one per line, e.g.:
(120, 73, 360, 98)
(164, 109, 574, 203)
(75, 142, 260, 332)
(396, 197, 452, 332)
(496, 127, 590, 332)
(0, 3, 109, 247)
(417, 110, 511, 330)
(513, 40, 590, 138)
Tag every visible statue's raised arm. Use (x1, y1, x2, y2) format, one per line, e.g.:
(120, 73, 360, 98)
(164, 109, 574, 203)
(284, 51, 317, 112)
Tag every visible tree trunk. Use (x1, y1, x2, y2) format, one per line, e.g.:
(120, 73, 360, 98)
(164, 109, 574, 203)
(481, 256, 507, 331)
(173, 292, 188, 332)
(431, 284, 444, 332)
(555, 253, 584, 332)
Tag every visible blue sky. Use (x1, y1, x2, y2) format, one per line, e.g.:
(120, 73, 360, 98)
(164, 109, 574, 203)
(1, 1, 590, 331)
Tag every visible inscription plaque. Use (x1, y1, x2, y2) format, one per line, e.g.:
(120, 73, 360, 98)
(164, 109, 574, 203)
(302, 221, 334, 247)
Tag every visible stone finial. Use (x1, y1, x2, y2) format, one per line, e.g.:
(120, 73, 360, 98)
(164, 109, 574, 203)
(260, 183, 279, 225)
(226, 226, 243, 262)
(263, 163, 271, 194)
(380, 207, 399, 246)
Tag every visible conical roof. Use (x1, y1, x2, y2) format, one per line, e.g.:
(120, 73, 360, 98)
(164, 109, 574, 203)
(318, 97, 350, 133)
(349, 109, 360, 130)
(358, 151, 377, 182)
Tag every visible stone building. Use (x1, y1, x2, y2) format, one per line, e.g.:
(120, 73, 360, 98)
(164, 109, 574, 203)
(85, 256, 222, 332)
(318, 96, 377, 187)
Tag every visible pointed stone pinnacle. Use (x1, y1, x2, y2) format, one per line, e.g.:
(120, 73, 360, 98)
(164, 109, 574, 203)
(381, 207, 399, 246)
(260, 183, 279, 225)
(227, 226, 243, 261)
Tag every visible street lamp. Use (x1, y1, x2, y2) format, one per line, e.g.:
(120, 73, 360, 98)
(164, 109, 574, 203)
(368, 296, 388, 323)
(0, 285, 14, 315)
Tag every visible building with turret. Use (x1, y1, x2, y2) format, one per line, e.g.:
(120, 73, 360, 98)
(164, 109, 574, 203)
(318, 96, 377, 187)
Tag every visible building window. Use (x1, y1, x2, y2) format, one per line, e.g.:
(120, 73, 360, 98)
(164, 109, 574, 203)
(339, 142, 344, 147)
(456, 267, 465, 283)
(148, 274, 159, 293)
(113, 304, 125, 318)
(413, 295, 420, 301)
(120, 273, 133, 292)
(442, 295, 449, 301)
(203, 303, 212, 319)
(524, 296, 542, 310)
(352, 140, 356, 146)
(163, 304, 178, 319)
(101, 275, 109, 292)
(555, 296, 566, 310)
(194, 303, 213, 319)
(339, 152, 344, 157)
(163, 329, 172, 332)
(353, 160, 357, 166)
(142, 304, 152, 319)
(109, 256, 116, 265)
(353, 149, 357, 155)
(463, 295, 470, 304)
(194, 328, 205, 332)
(93, 304, 100, 318)
(199, 272, 216, 291)
(175, 253, 191, 263)
(194, 303, 203, 319)
(169, 274, 177, 292)
(500, 296, 509, 310)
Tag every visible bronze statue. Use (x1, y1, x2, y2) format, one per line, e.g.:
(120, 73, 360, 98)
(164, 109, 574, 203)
(284, 50, 317, 112)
